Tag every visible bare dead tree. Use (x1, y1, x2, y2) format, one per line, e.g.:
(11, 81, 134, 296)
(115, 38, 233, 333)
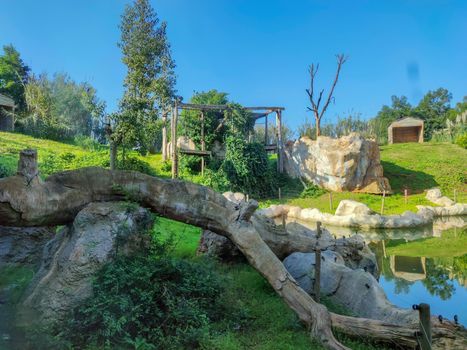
(306, 54, 348, 138)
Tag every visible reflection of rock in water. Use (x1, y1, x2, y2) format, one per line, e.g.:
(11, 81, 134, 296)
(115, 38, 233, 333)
(390, 256, 426, 282)
(433, 216, 467, 237)
(283, 215, 467, 243)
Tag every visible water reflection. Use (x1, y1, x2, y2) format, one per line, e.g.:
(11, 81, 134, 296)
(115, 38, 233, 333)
(285, 216, 467, 325)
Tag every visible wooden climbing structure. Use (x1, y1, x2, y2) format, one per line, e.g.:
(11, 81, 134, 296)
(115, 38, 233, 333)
(164, 101, 285, 179)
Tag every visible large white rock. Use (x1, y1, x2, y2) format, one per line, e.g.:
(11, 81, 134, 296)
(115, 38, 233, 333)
(335, 200, 375, 216)
(167, 136, 196, 158)
(426, 188, 456, 207)
(284, 134, 391, 194)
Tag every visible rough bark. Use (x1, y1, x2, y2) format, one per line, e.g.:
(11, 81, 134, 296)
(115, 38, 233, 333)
(0, 166, 465, 349)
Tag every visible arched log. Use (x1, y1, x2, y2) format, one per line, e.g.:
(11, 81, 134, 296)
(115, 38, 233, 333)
(0, 164, 465, 349)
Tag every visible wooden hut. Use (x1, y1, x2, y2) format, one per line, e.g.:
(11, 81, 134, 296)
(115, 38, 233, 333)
(0, 93, 16, 131)
(387, 117, 424, 144)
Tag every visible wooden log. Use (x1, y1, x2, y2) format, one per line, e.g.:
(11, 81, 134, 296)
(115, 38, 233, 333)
(276, 110, 284, 173)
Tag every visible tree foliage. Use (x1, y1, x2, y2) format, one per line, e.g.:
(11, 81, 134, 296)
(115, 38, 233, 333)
(22, 73, 106, 140)
(115, 0, 176, 155)
(0, 44, 30, 112)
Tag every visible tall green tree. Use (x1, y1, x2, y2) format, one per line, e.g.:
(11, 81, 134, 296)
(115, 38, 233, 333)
(414, 88, 452, 140)
(0, 45, 30, 111)
(115, 0, 176, 155)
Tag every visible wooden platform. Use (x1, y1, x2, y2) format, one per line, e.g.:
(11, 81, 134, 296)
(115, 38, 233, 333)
(179, 149, 212, 157)
(264, 144, 278, 152)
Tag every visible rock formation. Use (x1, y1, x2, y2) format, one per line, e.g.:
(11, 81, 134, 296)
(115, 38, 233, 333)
(18, 202, 153, 325)
(284, 134, 391, 194)
(284, 251, 418, 324)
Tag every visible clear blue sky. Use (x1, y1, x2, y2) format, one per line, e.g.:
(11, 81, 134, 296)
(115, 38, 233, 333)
(1, 0, 466, 131)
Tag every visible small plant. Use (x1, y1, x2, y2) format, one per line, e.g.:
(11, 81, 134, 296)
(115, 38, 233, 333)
(300, 184, 326, 199)
(0, 163, 14, 178)
(455, 132, 467, 149)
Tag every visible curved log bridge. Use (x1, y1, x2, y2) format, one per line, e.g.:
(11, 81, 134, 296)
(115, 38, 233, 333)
(0, 153, 465, 349)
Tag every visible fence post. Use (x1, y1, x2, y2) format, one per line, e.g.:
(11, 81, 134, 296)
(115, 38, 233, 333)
(380, 190, 386, 215)
(413, 303, 431, 350)
(314, 221, 322, 303)
(404, 189, 408, 205)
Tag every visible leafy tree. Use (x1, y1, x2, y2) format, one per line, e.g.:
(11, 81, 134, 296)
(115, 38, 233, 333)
(414, 88, 452, 140)
(115, 0, 176, 155)
(370, 95, 413, 144)
(0, 44, 30, 112)
(22, 73, 106, 140)
(179, 90, 229, 150)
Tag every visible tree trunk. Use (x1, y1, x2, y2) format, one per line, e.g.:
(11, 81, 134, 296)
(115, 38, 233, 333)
(109, 141, 117, 171)
(316, 116, 321, 138)
(162, 113, 168, 161)
(0, 160, 465, 349)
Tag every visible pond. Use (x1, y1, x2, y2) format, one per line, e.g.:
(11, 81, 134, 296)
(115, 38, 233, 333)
(290, 216, 467, 327)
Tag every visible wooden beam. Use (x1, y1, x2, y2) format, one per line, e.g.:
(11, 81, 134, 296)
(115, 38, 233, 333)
(276, 110, 284, 173)
(265, 115, 268, 145)
(177, 103, 285, 112)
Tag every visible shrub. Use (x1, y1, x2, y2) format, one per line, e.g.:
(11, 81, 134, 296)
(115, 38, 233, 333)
(221, 138, 276, 198)
(300, 184, 326, 199)
(116, 157, 156, 176)
(63, 252, 234, 349)
(0, 163, 14, 178)
(455, 132, 467, 149)
(74, 135, 102, 151)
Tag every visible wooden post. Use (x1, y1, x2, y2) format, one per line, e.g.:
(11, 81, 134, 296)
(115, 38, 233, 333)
(278, 187, 282, 201)
(201, 110, 205, 176)
(17, 149, 38, 182)
(414, 303, 432, 350)
(404, 189, 408, 205)
(380, 190, 386, 215)
(171, 102, 179, 179)
(314, 221, 322, 303)
(329, 192, 333, 212)
(276, 110, 284, 173)
(162, 112, 168, 161)
(264, 114, 268, 146)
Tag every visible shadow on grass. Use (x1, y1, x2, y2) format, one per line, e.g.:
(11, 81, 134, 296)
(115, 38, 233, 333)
(381, 160, 437, 193)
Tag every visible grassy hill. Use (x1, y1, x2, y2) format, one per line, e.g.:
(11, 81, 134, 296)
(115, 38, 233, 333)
(1, 131, 466, 213)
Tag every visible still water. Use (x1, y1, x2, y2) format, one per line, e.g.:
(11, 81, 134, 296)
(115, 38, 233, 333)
(294, 216, 467, 326)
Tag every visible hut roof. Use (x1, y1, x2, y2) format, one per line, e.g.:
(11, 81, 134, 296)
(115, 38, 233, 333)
(388, 117, 423, 128)
(0, 93, 15, 108)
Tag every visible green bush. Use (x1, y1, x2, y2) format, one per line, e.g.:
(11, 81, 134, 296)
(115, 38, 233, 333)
(221, 138, 276, 198)
(0, 163, 14, 178)
(300, 184, 326, 199)
(115, 157, 156, 176)
(74, 135, 103, 151)
(63, 252, 240, 349)
(455, 132, 467, 149)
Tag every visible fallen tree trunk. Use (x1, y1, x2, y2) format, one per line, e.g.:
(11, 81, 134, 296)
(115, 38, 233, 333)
(0, 155, 465, 349)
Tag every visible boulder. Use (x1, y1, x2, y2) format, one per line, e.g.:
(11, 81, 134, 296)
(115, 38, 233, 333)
(0, 226, 55, 266)
(283, 134, 391, 194)
(167, 136, 196, 158)
(334, 200, 375, 216)
(283, 251, 417, 324)
(426, 188, 456, 207)
(197, 229, 244, 261)
(18, 202, 153, 326)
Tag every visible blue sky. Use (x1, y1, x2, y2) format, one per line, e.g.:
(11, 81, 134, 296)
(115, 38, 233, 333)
(1, 0, 466, 131)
